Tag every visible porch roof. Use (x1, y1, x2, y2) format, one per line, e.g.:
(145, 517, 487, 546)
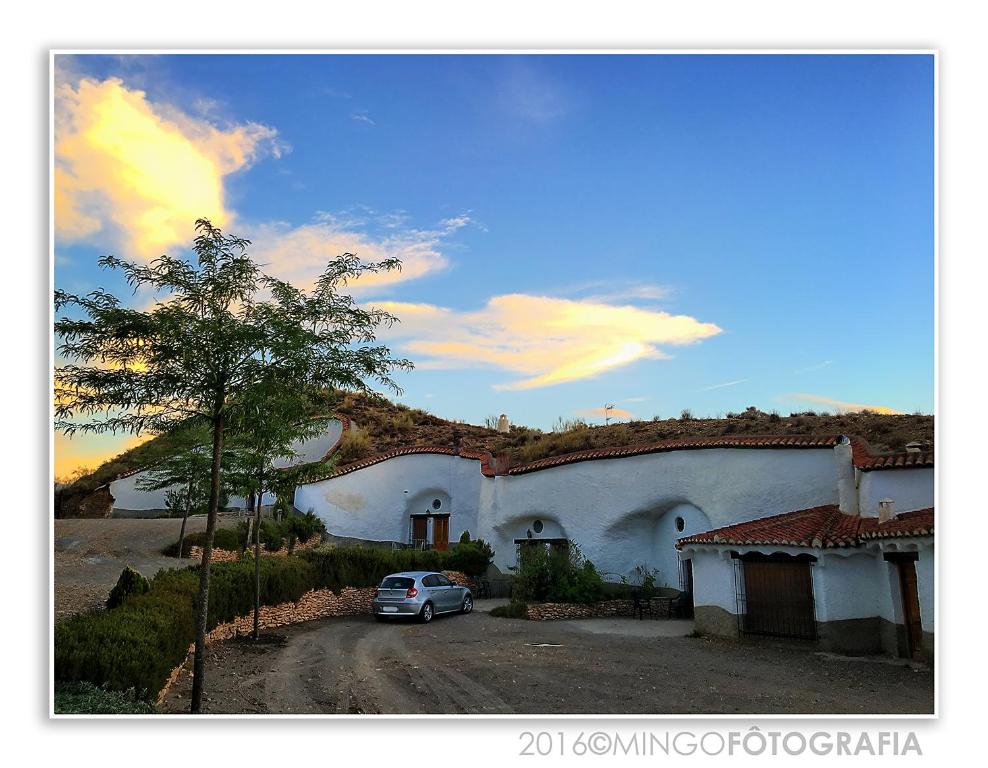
(676, 505, 934, 550)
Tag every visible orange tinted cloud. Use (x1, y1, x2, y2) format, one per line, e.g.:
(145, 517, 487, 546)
(787, 393, 903, 415)
(576, 406, 634, 421)
(55, 77, 282, 257)
(376, 294, 722, 390)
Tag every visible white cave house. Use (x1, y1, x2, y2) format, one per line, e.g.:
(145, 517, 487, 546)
(102, 417, 934, 660)
(292, 428, 933, 660)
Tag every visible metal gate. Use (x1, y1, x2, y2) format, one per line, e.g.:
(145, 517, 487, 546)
(733, 553, 817, 640)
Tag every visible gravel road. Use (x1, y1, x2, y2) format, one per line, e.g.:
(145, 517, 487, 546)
(160, 611, 933, 715)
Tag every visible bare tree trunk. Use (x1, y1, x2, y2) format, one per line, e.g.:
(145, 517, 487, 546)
(190, 409, 225, 714)
(253, 467, 263, 641)
(176, 479, 193, 558)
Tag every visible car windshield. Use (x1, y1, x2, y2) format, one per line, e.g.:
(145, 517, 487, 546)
(380, 577, 415, 589)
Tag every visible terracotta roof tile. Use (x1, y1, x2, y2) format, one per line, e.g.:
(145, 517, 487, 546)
(677, 504, 934, 550)
(505, 435, 840, 476)
(848, 435, 934, 471)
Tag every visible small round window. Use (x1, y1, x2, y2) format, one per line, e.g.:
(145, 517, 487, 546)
(432, 498, 443, 510)
(675, 516, 686, 532)
(533, 519, 544, 534)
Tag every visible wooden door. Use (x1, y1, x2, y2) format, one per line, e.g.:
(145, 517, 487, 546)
(433, 516, 449, 551)
(897, 560, 925, 660)
(742, 558, 816, 640)
(411, 517, 427, 546)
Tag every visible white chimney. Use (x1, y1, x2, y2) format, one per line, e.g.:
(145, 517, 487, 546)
(905, 441, 924, 453)
(834, 436, 859, 515)
(878, 498, 895, 523)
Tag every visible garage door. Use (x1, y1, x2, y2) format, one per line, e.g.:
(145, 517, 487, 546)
(737, 555, 816, 640)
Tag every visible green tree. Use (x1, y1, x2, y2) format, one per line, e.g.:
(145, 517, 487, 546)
(55, 218, 410, 713)
(226, 380, 334, 640)
(136, 424, 228, 558)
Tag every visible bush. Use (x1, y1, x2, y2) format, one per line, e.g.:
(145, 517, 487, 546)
(206, 556, 315, 624)
(514, 541, 605, 604)
(106, 566, 150, 609)
(54, 682, 158, 714)
(446, 538, 495, 578)
(54, 568, 198, 699)
(161, 525, 247, 558)
(489, 601, 529, 619)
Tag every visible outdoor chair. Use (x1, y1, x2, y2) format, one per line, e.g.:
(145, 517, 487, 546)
(631, 590, 654, 620)
(476, 578, 492, 599)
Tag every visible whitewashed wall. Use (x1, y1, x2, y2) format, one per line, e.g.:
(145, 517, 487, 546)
(109, 419, 341, 514)
(686, 549, 738, 615)
(812, 552, 882, 623)
(478, 448, 839, 581)
(109, 471, 275, 513)
(858, 468, 934, 517)
(294, 453, 483, 545)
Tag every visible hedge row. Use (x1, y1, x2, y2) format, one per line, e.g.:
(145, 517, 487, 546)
(163, 512, 326, 557)
(54, 540, 495, 701)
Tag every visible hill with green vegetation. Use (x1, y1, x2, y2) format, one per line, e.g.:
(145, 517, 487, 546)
(56, 392, 933, 518)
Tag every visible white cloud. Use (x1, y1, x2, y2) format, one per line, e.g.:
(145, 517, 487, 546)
(794, 360, 834, 374)
(247, 213, 471, 293)
(699, 378, 748, 391)
(54, 76, 283, 258)
(375, 294, 722, 390)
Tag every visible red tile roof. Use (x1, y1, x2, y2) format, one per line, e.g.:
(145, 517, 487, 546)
(505, 435, 841, 476)
(848, 435, 933, 471)
(299, 432, 934, 485)
(677, 505, 934, 550)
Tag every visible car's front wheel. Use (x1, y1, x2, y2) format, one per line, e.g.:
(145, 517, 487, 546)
(419, 601, 434, 623)
(461, 594, 473, 614)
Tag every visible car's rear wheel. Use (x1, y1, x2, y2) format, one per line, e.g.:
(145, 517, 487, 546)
(461, 594, 473, 614)
(420, 601, 434, 623)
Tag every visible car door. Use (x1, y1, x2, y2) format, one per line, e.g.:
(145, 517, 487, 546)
(422, 574, 447, 610)
(434, 574, 458, 611)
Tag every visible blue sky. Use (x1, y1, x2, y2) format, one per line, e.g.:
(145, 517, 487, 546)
(54, 53, 934, 475)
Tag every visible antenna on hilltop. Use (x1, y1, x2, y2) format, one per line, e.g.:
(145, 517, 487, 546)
(604, 403, 615, 426)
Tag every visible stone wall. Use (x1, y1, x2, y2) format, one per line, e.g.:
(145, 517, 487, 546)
(526, 597, 671, 621)
(188, 535, 322, 563)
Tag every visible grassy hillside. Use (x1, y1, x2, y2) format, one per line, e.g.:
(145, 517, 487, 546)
(57, 392, 933, 518)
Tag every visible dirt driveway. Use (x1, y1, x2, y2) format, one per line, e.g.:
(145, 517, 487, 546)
(54, 516, 237, 620)
(160, 611, 933, 715)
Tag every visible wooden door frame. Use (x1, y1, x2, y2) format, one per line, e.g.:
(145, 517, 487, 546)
(885, 552, 923, 660)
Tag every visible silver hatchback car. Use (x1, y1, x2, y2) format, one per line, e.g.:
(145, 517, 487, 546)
(372, 571, 473, 623)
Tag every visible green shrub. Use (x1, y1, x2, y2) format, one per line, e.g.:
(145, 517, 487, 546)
(514, 541, 605, 604)
(106, 566, 150, 609)
(446, 538, 495, 578)
(161, 525, 247, 558)
(207, 556, 315, 624)
(489, 601, 529, 619)
(54, 682, 158, 714)
(54, 568, 198, 699)
(259, 519, 285, 552)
